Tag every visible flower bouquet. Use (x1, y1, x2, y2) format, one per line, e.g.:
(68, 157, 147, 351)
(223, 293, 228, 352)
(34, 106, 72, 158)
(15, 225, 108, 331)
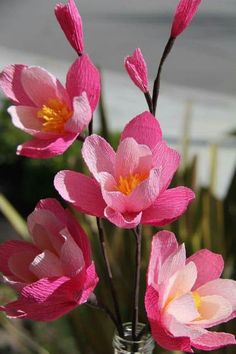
(0, 0, 235, 353)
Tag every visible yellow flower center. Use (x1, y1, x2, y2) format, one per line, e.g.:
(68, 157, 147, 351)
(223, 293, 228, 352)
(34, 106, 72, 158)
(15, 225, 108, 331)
(192, 291, 201, 309)
(37, 98, 72, 133)
(116, 173, 148, 196)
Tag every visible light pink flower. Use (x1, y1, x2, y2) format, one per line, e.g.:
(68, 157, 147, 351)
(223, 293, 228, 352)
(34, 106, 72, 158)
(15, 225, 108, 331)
(55, 0, 84, 55)
(0, 198, 98, 321)
(0, 55, 100, 158)
(54, 111, 194, 229)
(125, 48, 149, 93)
(145, 231, 236, 352)
(171, 0, 201, 38)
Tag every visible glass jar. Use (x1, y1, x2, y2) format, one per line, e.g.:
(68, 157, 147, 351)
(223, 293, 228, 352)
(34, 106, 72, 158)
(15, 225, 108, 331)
(112, 322, 155, 354)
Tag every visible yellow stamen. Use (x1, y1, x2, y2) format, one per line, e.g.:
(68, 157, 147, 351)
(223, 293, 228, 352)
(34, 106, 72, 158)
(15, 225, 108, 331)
(117, 173, 148, 195)
(192, 291, 201, 309)
(37, 98, 72, 133)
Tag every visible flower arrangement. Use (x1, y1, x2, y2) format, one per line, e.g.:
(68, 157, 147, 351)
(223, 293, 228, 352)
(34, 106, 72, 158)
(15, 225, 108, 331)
(0, 0, 235, 353)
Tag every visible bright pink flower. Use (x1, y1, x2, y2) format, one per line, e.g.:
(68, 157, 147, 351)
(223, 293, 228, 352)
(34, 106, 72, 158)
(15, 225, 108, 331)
(55, 0, 84, 55)
(0, 198, 98, 321)
(0, 55, 100, 158)
(145, 231, 236, 352)
(171, 0, 201, 38)
(54, 112, 194, 229)
(125, 48, 149, 93)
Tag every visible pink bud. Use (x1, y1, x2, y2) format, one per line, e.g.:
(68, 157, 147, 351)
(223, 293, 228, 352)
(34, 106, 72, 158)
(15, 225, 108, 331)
(124, 48, 149, 93)
(171, 0, 201, 38)
(55, 0, 84, 55)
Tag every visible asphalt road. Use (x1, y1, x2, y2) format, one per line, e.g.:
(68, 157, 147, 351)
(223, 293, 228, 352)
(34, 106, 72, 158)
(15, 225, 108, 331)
(0, 0, 235, 95)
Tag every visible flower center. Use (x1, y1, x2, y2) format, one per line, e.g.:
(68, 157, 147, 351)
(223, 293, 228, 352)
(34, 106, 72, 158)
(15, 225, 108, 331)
(37, 98, 72, 133)
(117, 173, 148, 196)
(192, 291, 201, 309)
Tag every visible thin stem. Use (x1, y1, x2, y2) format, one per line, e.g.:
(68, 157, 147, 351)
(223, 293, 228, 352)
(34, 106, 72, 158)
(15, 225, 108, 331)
(132, 225, 142, 340)
(144, 91, 154, 114)
(152, 36, 175, 115)
(86, 295, 119, 328)
(88, 117, 93, 136)
(96, 218, 124, 337)
(76, 135, 85, 143)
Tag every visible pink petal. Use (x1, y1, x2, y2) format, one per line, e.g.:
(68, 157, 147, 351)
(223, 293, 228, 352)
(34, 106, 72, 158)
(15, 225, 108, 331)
(0, 240, 39, 276)
(54, 170, 106, 217)
(124, 48, 148, 93)
(8, 249, 39, 283)
(191, 331, 236, 351)
(66, 55, 100, 112)
(77, 263, 99, 305)
(34, 198, 68, 224)
(165, 315, 205, 340)
(64, 92, 92, 133)
(29, 250, 64, 278)
(120, 111, 162, 151)
(115, 137, 152, 179)
(21, 66, 70, 107)
(171, 0, 202, 38)
(187, 249, 224, 290)
(197, 279, 236, 311)
(65, 209, 92, 267)
(147, 231, 178, 287)
(166, 293, 200, 323)
(60, 228, 85, 277)
(152, 141, 180, 191)
(82, 134, 115, 180)
(104, 207, 142, 229)
(17, 133, 77, 158)
(8, 105, 44, 137)
(55, 0, 84, 55)
(0, 64, 34, 106)
(141, 187, 195, 226)
(145, 286, 193, 352)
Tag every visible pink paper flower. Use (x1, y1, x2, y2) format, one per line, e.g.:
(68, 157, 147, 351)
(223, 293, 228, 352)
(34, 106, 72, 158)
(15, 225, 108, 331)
(0, 55, 100, 158)
(171, 0, 201, 38)
(125, 48, 149, 93)
(55, 111, 194, 229)
(0, 198, 98, 321)
(145, 231, 236, 352)
(55, 0, 84, 55)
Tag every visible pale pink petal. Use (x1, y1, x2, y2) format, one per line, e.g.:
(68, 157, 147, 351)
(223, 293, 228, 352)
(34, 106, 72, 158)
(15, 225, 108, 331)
(192, 295, 232, 327)
(82, 134, 115, 180)
(21, 66, 70, 107)
(60, 229, 85, 277)
(115, 137, 152, 179)
(8, 249, 39, 283)
(0, 240, 39, 276)
(191, 331, 236, 351)
(152, 141, 180, 191)
(166, 293, 200, 323)
(54, 170, 106, 217)
(197, 279, 236, 310)
(159, 244, 186, 286)
(8, 105, 44, 137)
(34, 198, 68, 224)
(2, 275, 26, 292)
(55, 0, 84, 55)
(165, 314, 205, 339)
(145, 286, 193, 352)
(66, 55, 100, 112)
(187, 249, 224, 290)
(124, 48, 148, 93)
(17, 133, 77, 158)
(147, 231, 178, 287)
(171, 0, 202, 38)
(120, 111, 162, 151)
(0, 64, 34, 106)
(29, 250, 64, 278)
(163, 262, 197, 307)
(64, 92, 92, 133)
(141, 187, 195, 226)
(104, 207, 142, 229)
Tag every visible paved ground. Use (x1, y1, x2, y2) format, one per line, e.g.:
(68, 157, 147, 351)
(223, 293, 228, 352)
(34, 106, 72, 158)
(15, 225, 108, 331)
(0, 0, 235, 95)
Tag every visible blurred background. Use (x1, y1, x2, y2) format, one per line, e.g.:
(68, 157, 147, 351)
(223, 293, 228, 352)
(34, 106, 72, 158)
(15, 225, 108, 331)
(0, 0, 236, 353)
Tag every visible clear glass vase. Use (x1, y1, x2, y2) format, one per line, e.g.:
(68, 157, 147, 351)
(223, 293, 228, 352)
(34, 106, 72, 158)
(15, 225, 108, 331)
(112, 322, 155, 354)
